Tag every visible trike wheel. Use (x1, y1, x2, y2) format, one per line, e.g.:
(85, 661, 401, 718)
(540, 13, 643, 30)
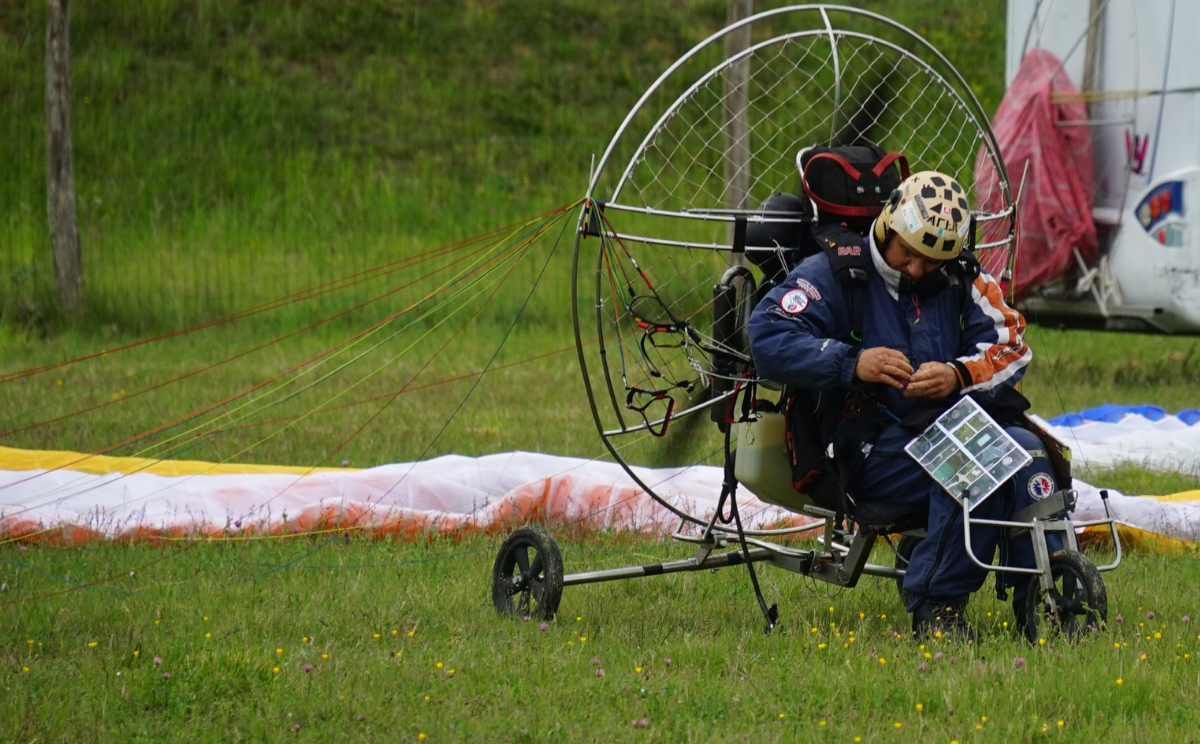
(894, 535, 922, 609)
(492, 525, 564, 621)
(1020, 550, 1107, 644)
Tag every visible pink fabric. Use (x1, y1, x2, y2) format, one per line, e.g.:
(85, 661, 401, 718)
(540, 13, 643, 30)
(976, 49, 1097, 299)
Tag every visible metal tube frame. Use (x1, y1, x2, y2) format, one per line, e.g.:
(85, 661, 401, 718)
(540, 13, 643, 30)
(571, 8, 1019, 533)
(562, 545, 776, 588)
(557, 487, 1122, 598)
(960, 489, 1124, 593)
(587, 5, 1011, 206)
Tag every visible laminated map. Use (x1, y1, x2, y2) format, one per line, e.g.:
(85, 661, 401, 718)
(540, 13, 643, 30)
(904, 397, 1032, 509)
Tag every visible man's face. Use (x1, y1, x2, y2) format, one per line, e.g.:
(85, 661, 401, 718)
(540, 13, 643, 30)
(882, 233, 947, 281)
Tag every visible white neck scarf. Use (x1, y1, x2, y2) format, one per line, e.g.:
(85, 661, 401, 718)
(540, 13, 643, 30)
(869, 231, 903, 301)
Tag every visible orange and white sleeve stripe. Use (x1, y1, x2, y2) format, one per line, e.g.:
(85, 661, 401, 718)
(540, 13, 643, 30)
(954, 272, 1032, 393)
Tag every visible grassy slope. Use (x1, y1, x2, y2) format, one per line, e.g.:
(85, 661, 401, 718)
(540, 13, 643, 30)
(1, 0, 725, 328)
(0, 0, 1006, 330)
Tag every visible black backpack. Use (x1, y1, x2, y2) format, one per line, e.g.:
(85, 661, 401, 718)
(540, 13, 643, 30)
(742, 192, 815, 284)
(780, 227, 882, 508)
(799, 143, 909, 234)
(742, 143, 909, 284)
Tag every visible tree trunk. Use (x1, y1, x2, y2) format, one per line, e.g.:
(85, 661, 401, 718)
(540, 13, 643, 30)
(46, 0, 83, 311)
(723, 0, 752, 262)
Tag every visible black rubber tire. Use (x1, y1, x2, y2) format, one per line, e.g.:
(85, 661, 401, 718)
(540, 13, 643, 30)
(894, 534, 922, 609)
(492, 525, 564, 621)
(1020, 550, 1107, 644)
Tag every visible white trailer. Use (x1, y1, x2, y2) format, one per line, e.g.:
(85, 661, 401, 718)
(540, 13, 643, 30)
(1009, 0, 1200, 332)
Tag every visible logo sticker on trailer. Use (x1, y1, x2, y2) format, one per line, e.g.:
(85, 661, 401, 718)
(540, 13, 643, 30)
(1027, 473, 1054, 500)
(779, 288, 809, 314)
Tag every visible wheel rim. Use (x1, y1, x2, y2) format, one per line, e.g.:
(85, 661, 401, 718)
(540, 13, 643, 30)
(1044, 568, 1087, 637)
(497, 539, 548, 616)
(1024, 552, 1106, 643)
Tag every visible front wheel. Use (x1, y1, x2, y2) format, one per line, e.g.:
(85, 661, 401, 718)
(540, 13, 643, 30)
(1019, 550, 1107, 644)
(492, 525, 564, 621)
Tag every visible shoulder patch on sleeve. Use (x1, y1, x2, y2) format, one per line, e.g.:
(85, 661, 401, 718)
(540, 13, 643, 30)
(794, 278, 822, 301)
(779, 288, 810, 314)
(1028, 472, 1055, 500)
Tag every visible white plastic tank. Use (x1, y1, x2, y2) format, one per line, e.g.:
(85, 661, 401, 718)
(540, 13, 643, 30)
(733, 412, 813, 512)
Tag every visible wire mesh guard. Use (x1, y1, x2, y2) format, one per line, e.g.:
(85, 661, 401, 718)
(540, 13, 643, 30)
(573, 7, 1015, 484)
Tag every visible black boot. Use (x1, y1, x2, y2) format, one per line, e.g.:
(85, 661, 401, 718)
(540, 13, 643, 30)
(911, 598, 978, 644)
(1012, 591, 1029, 635)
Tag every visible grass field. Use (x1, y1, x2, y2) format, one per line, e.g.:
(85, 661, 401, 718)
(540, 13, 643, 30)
(4, 535, 1200, 742)
(2, 270, 1200, 741)
(1, 284, 1198, 492)
(1, 0, 1008, 332)
(4, 1, 1200, 741)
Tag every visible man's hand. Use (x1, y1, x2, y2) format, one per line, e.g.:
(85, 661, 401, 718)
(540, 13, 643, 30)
(854, 347, 913, 390)
(903, 362, 960, 399)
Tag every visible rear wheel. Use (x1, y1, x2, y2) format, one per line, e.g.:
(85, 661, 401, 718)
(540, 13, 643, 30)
(491, 525, 564, 621)
(1019, 550, 1107, 644)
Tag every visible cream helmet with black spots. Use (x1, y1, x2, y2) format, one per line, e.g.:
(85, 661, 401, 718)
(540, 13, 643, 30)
(872, 170, 972, 259)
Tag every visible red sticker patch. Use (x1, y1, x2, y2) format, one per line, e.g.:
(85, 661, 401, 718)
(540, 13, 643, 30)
(779, 288, 809, 314)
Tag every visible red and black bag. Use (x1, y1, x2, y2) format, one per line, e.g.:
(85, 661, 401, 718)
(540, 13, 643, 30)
(799, 144, 909, 234)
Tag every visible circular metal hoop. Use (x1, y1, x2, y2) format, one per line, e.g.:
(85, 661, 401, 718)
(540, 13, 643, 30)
(572, 5, 1016, 531)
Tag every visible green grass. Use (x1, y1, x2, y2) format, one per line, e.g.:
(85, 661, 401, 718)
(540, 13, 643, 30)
(3, 2, 1200, 741)
(1, 306, 1197, 741)
(2, 534, 1197, 742)
(1018, 324, 1200, 493)
(3, 312, 1198, 484)
(2, 270, 1197, 743)
(0, 214, 603, 465)
(1, 0, 1010, 332)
